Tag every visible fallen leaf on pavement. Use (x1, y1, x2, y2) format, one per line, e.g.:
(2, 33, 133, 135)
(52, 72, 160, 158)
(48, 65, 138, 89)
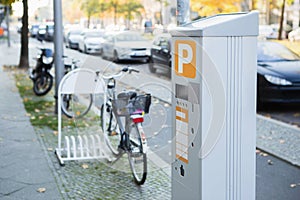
(279, 139, 285, 144)
(47, 147, 53, 151)
(82, 164, 89, 169)
(37, 187, 46, 193)
(34, 109, 40, 113)
(267, 159, 273, 165)
(53, 131, 58, 136)
(260, 153, 268, 157)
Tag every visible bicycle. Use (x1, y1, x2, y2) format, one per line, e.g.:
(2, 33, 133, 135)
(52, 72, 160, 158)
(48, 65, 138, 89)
(99, 67, 151, 185)
(60, 58, 93, 118)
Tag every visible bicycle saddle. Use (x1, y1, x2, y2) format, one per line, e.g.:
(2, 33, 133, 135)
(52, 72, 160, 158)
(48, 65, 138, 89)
(117, 91, 137, 100)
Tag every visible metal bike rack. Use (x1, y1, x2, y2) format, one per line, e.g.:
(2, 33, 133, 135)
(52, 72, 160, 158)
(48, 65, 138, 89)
(55, 68, 109, 165)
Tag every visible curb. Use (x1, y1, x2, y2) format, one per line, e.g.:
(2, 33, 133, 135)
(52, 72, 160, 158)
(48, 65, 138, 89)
(257, 114, 300, 166)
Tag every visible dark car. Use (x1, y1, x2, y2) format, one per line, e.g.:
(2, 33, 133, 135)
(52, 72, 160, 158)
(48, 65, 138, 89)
(257, 41, 300, 109)
(29, 24, 39, 37)
(37, 24, 47, 41)
(148, 33, 171, 76)
(65, 29, 82, 49)
(44, 22, 54, 41)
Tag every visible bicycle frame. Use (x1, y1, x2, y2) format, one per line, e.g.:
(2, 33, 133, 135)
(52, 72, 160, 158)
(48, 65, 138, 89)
(101, 68, 147, 152)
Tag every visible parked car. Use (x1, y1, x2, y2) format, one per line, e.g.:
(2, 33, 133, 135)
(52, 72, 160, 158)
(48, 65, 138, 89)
(77, 29, 105, 54)
(65, 29, 82, 49)
(288, 27, 300, 42)
(101, 31, 151, 62)
(148, 33, 171, 76)
(29, 24, 39, 37)
(257, 41, 300, 109)
(44, 22, 54, 41)
(37, 24, 46, 41)
(258, 25, 276, 40)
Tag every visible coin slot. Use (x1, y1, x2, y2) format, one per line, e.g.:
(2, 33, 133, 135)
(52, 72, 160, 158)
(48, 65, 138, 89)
(180, 165, 185, 177)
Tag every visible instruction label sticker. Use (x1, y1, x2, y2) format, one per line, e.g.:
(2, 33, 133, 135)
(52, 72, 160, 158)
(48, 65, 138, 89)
(174, 40, 196, 78)
(176, 105, 189, 164)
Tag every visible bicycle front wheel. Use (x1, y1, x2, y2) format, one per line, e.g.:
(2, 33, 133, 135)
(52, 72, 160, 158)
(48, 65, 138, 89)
(100, 104, 121, 156)
(61, 94, 93, 118)
(128, 123, 147, 185)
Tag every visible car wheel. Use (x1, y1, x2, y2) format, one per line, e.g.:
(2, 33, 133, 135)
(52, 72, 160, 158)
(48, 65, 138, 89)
(113, 50, 119, 63)
(148, 57, 156, 73)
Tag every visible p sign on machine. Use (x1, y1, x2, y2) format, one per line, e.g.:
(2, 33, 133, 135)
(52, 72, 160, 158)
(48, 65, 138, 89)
(171, 11, 258, 200)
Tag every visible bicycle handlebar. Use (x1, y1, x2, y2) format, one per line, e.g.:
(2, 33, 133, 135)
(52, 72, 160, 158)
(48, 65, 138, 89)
(97, 66, 139, 80)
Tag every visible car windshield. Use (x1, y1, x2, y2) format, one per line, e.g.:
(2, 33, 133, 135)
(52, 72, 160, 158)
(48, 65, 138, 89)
(70, 30, 81, 35)
(258, 42, 300, 62)
(115, 33, 146, 42)
(85, 31, 103, 38)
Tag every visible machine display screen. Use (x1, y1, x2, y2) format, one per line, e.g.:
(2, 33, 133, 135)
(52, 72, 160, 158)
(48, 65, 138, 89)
(175, 84, 188, 100)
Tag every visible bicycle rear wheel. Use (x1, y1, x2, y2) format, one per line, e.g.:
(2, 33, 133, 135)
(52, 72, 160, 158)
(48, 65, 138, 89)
(101, 104, 121, 156)
(61, 94, 93, 118)
(128, 123, 147, 185)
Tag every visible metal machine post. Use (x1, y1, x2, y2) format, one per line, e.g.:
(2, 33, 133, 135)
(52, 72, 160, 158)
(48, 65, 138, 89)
(171, 11, 258, 200)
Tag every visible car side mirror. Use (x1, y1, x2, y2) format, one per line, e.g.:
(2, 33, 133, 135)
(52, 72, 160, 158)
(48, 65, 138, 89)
(162, 47, 169, 53)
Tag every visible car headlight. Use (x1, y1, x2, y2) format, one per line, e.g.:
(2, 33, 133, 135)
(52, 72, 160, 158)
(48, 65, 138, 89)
(264, 75, 292, 85)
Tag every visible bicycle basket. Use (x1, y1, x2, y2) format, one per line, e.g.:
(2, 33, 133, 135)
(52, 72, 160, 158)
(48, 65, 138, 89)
(130, 93, 151, 114)
(113, 91, 137, 115)
(113, 96, 130, 116)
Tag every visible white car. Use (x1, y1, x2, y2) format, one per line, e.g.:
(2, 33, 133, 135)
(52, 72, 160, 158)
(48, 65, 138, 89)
(258, 25, 276, 40)
(65, 29, 82, 49)
(288, 27, 300, 42)
(101, 31, 151, 62)
(78, 29, 105, 54)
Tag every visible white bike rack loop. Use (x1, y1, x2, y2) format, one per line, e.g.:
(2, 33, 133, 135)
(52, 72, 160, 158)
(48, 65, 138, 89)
(55, 68, 109, 165)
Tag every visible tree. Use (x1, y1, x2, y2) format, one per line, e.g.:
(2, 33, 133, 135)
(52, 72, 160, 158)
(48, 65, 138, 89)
(190, 0, 241, 17)
(1, 0, 29, 68)
(80, 0, 100, 28)
(0, 1, 16, 29)
(98, 0, 109, 28)
(155, 0, 169, 25)
(108, 0, 121, 25)
(18, 0, 28, 68)
(120, 0, 143, 29)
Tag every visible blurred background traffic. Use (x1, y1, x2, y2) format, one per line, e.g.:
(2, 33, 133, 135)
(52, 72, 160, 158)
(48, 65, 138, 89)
(1, 0, 300, 112)
(1, 0, 300, 42)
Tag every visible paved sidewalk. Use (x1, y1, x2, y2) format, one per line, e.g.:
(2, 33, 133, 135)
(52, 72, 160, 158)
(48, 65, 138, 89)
(0, 68, 61, 199)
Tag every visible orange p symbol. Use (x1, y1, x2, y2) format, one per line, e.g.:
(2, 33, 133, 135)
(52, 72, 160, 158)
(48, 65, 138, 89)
(175, 40, 196, 78)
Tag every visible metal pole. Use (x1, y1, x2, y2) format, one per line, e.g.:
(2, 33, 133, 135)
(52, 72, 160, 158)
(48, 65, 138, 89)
(53, 0, 64, 114)
(5, 5, 10, 47)
(177, 0, 190, 26)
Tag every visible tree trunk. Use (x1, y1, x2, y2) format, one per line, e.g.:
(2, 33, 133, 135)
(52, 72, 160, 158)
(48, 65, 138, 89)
(87, 14, 90, 28)
(19, 0, 29, 69)
(278, 0, 286, 40)
(114, 5, 117, 25)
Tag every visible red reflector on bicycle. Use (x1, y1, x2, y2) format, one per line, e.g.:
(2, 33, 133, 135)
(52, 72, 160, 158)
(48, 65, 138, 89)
(132, 117, 144, 123)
